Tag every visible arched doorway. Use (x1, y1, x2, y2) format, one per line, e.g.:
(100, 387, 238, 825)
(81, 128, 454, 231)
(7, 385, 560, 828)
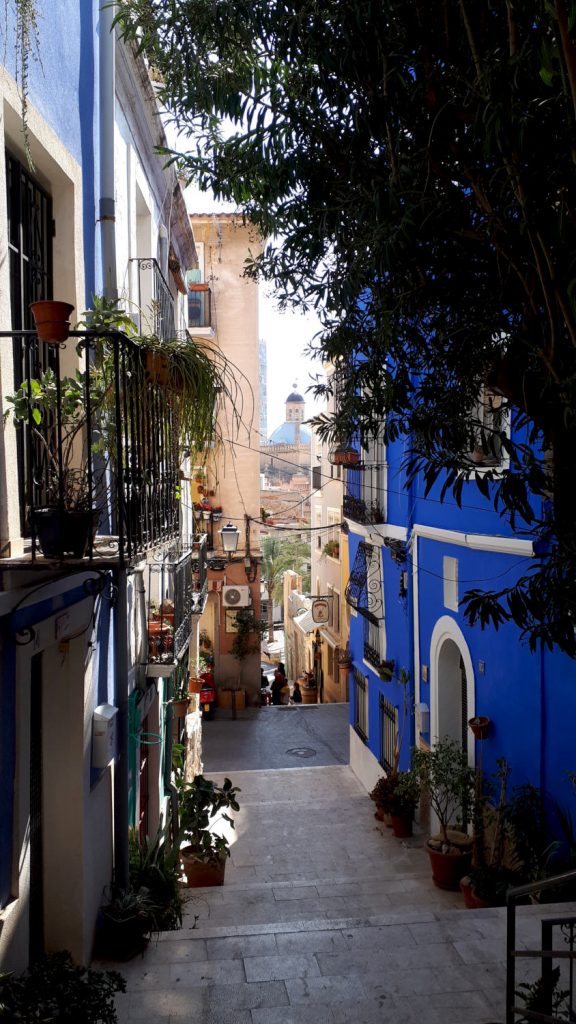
(429, 616, 475, 765)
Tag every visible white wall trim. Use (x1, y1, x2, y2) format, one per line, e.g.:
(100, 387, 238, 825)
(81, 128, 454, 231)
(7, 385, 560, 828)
(413, 522, 533, 557)
(412, 533, 421, 708)
(429, 615, 475, 765)
(344, 521, 407, 544)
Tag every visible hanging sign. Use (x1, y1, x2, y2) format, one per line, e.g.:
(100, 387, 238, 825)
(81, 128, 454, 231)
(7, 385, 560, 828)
(311, 597, 331, 624)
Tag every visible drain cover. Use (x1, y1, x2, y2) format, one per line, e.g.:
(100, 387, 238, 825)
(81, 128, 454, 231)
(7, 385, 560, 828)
(286, 747, 317, 758)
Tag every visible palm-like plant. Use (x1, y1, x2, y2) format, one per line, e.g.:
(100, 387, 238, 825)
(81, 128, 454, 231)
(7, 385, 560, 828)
(261, 535, 310, 641)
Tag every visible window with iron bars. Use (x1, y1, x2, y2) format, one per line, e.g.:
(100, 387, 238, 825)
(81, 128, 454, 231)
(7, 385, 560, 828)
(379, 694, 399, 774)
(353, 667, 368, 741)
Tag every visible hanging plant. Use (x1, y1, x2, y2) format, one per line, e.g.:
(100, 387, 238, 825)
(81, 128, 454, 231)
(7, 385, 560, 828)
(7, 0, 41, 170)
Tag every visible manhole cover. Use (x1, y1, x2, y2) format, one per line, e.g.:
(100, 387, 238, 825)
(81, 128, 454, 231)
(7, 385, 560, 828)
(285, 747, 317, 758)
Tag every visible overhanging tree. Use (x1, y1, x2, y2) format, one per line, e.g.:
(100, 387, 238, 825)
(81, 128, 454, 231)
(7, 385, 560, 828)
(116, 0, 576, 653)
(261, 535, 310, 642)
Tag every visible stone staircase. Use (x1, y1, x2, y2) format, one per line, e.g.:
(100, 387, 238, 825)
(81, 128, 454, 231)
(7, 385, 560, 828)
(111, 766, 553, 1024)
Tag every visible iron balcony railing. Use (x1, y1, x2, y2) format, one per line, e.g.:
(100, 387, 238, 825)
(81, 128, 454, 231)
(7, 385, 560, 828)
(146, 549, 195, 665)
(363, 640, 381, 669)
(131, 258, 176, 341)
(506, 869, 576, 1024)
(1, 328, 181, 564)
(343, 493, 384, 525)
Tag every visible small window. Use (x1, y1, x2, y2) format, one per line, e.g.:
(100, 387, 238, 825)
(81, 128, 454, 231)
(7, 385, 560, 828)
(379, 694, 399, 774)
(470, 388, 507, 468)
(353, 668, 368, 740)
(443, 557, 458, 611)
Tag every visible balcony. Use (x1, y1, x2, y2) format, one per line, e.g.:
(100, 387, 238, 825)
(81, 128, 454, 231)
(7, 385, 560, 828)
(1, 328, 181, 566)
(130, 258, 176, 341)
(343, 494, 384, 525)
(146, 547, 199, 673)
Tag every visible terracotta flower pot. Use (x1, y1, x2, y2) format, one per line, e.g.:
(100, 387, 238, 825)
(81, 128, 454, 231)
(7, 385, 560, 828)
(30, 300, 74, 342)
(171, 698, 190, 717)
(391, 812, 413, 838)
(180, 847, 226, 887)
(426, 840, 472, 891)
(468, 715, 491, 740)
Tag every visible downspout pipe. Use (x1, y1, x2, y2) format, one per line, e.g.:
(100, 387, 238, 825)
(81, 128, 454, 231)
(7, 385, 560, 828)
(100, 2, 126, 887)
(99, 1, 118, 300)
(113, 570, 129, 890)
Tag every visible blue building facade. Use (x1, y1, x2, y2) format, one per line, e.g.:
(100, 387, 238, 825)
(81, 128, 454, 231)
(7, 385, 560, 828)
(345, 413, 576, 819)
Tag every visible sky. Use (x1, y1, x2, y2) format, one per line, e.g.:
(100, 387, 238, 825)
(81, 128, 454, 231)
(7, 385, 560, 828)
(259, 286, 324, 437)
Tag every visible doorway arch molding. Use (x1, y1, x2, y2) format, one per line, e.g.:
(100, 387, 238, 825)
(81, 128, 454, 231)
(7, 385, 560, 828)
(429, 615, 475, 765)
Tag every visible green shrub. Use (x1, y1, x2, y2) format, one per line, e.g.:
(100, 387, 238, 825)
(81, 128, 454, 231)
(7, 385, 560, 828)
(0, 951, 125, 1023)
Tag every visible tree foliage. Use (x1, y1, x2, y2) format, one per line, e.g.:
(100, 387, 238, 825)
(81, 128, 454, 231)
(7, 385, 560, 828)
(261, 535, 310, 640)
(116, 0, 576, 653)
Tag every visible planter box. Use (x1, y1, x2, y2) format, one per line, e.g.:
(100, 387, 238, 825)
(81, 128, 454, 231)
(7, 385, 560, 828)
(301, 687, 317, 704)
(218, 689, 245, 710)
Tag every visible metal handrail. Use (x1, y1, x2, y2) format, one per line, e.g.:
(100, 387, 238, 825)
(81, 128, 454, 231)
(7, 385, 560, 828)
(506, 868, 576, 1024)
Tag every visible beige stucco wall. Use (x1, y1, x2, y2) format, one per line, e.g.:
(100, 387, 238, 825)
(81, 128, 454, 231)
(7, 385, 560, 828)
(192, 215, 263, 705)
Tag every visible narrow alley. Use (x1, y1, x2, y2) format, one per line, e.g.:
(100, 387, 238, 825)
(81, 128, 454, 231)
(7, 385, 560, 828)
(106, 706, 567, 1024)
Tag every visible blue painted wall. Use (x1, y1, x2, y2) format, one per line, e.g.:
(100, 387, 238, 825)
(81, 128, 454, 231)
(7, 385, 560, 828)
(3, 0, 99, 300)
(347, 407, 576, 821)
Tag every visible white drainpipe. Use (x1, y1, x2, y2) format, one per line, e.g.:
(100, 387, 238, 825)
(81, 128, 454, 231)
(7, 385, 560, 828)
(99, 1, 118, 299)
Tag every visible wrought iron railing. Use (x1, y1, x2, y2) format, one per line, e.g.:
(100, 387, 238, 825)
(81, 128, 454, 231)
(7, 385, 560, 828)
(146, 550, 194, 664)
(506, 869, 576, 1024)
(363, 640, 381, 668)
(343, 493, 384, 524)
(1, 328, 181, 564)
(130, 258, 176, 341)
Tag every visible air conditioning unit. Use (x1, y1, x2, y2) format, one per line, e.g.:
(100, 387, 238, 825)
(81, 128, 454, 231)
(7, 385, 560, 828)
(222, 585, 251, 608)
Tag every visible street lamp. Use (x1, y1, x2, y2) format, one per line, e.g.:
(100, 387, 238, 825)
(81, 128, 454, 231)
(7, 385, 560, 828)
(219, 522, 240, 557)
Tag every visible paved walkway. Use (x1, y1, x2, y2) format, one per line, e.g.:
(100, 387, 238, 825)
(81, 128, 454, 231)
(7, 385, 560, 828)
(108, 710, 571, 1023)
(201, 704, 350, 772)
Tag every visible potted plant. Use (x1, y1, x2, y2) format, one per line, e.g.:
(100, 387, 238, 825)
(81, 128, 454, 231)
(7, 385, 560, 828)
(177, 774, 241, 887)
(377, 658, 395, 682)
(389, 769, 421, 838)
(412, 736, 476, 890)
(370, 775, 397, 823)
(4, 367, 102, 557)
(97, 886, 161, 960)
(212, 504, 223, 522)
(322, 539, 340, 558)
(30, 299, 75, 342)
(128, 823, 183, 932)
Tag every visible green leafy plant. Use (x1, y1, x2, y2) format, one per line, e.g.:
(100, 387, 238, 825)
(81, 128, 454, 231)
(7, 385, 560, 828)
(230, 608, 267, 686)
(261, 535, 310, 640)
(516, 965, 570, 1023)
(128, 823, 183, 931)
(392, 769, 421, 817)
(412, 737, 475, 847)
(0, 950, 125, 1023)
(177, 774, 240, 866)
(4, 366, 109, 509)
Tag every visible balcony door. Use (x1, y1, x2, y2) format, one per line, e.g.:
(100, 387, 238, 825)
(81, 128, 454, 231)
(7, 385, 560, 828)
(6, 152, 54, 532)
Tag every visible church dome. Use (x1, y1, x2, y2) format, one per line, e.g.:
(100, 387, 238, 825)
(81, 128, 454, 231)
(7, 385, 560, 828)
(268, 421, 311, 444)
(286, 391, 304, 403)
